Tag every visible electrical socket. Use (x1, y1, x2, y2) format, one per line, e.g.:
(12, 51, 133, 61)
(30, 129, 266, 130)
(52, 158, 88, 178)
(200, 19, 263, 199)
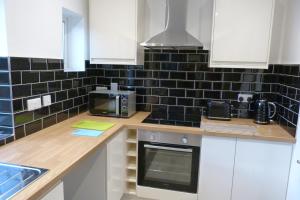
(238, 94, 253, 103)
(27, 98, 42, 111)
(43, 95, 52, 106)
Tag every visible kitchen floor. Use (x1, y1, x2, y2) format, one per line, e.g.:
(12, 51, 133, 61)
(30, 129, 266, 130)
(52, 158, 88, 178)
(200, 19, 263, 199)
(121, 194, 155, 200)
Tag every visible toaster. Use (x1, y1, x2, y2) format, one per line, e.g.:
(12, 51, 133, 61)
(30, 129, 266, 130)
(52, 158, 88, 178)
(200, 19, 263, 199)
(207, 100, 232, 120)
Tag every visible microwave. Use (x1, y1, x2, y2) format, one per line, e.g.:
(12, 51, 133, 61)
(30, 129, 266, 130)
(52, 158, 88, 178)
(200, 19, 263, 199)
(89, 89, 136, 118)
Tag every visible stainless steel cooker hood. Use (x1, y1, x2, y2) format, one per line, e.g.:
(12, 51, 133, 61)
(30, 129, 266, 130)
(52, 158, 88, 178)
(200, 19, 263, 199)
(141, 0, 203, 48)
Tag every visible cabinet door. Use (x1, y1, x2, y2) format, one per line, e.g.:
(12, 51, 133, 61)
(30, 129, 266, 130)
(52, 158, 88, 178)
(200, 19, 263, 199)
(198, 136, 236, 200)
(232, 139, 292, 200)
(211, 0, 274, 68)
(107, 129, 126, 200)
(41, 182, 64, 200)
(90, 0, 137, 64)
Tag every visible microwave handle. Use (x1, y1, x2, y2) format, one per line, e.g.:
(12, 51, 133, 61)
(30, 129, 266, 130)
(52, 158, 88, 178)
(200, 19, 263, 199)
(116, 95, 120, 116)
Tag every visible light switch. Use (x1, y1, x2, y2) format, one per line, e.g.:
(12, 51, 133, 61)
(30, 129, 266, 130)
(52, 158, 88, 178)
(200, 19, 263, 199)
(43, 95, 52, 106)
(27, 98, 42, 111)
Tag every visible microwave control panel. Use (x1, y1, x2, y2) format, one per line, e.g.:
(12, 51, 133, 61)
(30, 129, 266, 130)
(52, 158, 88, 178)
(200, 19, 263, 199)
(121, 95, 128, 115)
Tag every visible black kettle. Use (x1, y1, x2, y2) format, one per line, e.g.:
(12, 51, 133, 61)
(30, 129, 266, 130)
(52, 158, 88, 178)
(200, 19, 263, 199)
(253, 98, 276, 124)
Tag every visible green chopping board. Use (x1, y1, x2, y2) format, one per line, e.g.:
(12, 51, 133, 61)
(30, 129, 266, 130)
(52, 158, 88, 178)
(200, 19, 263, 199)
(72, 120, 115, 131)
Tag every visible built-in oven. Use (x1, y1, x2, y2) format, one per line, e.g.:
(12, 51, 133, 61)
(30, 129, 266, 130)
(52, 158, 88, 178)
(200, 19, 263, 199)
(89, 89, 136, 118)
(138, 131, 201, 194)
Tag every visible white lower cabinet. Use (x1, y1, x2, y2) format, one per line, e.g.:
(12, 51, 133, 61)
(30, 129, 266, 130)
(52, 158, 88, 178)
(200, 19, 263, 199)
(41, 181, 64, 200)
(107, 128, 127, 200)
(198, 136, 293, 200)
(63, 145, 107, 200)
(198, 136, 236, 200)
(231, 139, 293, 200)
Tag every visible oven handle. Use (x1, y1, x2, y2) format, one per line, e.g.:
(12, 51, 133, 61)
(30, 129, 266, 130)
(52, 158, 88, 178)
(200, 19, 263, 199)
(144, 144, 193, 153)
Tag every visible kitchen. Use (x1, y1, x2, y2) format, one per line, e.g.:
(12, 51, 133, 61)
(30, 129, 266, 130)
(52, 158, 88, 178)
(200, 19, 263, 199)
(0, 0, 299, 200)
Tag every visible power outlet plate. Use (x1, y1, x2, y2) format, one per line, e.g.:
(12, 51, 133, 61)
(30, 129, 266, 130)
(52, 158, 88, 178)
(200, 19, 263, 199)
(43, 95, 52, 106)
(27, 98, 42, 111)
(238, 94, 253, 103)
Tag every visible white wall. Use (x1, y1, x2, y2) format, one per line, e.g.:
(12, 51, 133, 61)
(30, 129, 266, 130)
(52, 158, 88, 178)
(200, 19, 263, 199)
(0, 0, 8, 57)
(270, 0, 300, 64)
(4, 0, 62, 59)
(62, 0, 89, 60)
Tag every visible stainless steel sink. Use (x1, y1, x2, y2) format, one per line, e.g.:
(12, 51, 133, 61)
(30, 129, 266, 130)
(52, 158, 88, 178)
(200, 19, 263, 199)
(0, 163, 48, 200)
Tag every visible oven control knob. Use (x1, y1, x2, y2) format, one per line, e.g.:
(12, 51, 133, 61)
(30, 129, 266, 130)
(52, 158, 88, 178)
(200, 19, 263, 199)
(181, 136, 188, 144)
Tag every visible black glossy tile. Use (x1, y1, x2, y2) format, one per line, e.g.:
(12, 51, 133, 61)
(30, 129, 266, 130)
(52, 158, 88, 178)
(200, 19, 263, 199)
(32, 83, 48, 95)
(144, 96, 159, 104)
(34, 107, 49, 120)
(160, 97, 176, 105)
(105, 70, 119, 77)
(178, 63, 196, 71)
(187, 72, 204, 80)
(12, 99, 23, 113)
(152, 88, 168, 96)
(0, 73, 9, 87)
(153, 53, 170, 62)
(10, 57, 30, 71)
(204, 90, 221, 99)
(50, 102, 63, 114)
(31, 58, 47, 70)
(25, 120, 42, 135)
(0, 100, 11, 114)
(62, 80, 73, 90)
(63, 99, 74, 110)
(160, 80, 176, 88)
(48, 81, 61, 92)
(68, 89, 78, 98)
(0, 57, 8, 71)
(43, 115, 57, 128)
(177, 81, 194, 89)
(161, 63, 178, 71)
(14, 111, 33, 126)
(69, 107, 78, 118)
(56, 91, 68, 102)
(205, 73, 222, 81)
(177, 98, 193, 106)
(74, 97, 83, 106)
(47, 59, 61, 70)
(169, 89, 185, 97)
(170, 72, 186, 80)
(136, 70, 152, 78)
(223, 73, 241, 82)
(10, 72, 21, 85)
(188, 54, 206, 62)
(15, 125, 25, 140)
(12, 85, 31, 98)
(0, 114, 13, 127)
(57, 111, 69, 122)
(40, 72, 54, 82)
(171, 54, 187, 62)
(22, 72, 39, 83)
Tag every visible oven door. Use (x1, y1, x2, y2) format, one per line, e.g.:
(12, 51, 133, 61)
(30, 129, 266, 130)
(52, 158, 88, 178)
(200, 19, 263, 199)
(138, 141, 200, 193)
(89, 93, 120, 117)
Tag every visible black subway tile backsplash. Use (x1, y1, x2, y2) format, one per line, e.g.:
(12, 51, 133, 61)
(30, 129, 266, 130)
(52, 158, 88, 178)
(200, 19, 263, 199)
(0, 49, 298, 145)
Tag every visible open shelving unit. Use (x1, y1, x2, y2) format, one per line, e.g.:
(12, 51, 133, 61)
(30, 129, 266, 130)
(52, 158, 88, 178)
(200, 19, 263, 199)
(126, 129, 137, 195)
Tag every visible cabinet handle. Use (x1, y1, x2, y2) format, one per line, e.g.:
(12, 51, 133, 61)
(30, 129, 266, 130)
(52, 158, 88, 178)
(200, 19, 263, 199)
(297, 160, 300, 164)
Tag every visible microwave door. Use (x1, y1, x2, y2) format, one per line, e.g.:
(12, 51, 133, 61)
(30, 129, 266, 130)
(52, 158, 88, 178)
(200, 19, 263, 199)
(90, 93, 119, 116)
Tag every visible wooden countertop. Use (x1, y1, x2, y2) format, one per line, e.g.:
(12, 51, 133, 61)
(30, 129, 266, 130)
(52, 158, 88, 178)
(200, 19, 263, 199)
(0, 112, 295, 200)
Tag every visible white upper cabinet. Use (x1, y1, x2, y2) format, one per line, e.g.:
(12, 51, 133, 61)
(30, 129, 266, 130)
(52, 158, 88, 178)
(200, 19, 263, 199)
(89, 0, 144, 65)
(0, 0, 62, 59)
(210, 0, 275, 69)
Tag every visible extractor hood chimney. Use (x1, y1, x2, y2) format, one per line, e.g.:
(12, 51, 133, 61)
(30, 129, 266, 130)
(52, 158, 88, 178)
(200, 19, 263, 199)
(141, 0, 203, 48)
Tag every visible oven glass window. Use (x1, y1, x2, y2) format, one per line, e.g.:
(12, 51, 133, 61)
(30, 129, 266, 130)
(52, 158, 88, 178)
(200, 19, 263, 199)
(144, 148, 193, 186)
